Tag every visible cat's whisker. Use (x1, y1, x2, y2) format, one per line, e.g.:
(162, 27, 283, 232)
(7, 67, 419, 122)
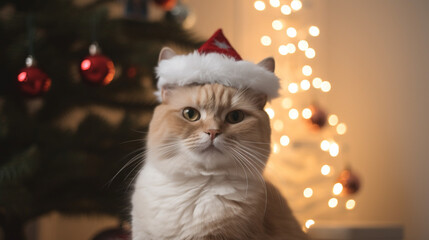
(226, 142, 267, 182)
(106, 147, 146, 187)
(229, 147, 265, 182)
(238, 143, 271, 154)
(130, 129, 149, 134)
(234, 146, 281, 185)
(232, 145, 286, 218)
(240, 139, 270, 144)
(228, 152, 249, 198)
(229, 148, 259, 181)
(125, 157, 146, 189)
(229, 140, 281, 175)
(228, 140, 270, 204)
(120, 138, 146, 145)
(229, 148, 255, 177)
(127, 164, 144, 191)
(236, 153, 269, 168)
(235, 142, 269, 158)
(155, 144, 179, 150)
(153, 148, 178, 159)
(226, 139, 269, 164)
(240, 140, 271, 145)
(231, 147, 269, 216)
(239, 154, 266, 170)
(229, 153, 242, 179)
(228, 147, 268, 216)
(147, 141, 183, 159)
(182, 137, 205, 149)
(232, 148, 265, 176)
(184, 143, 204, 151)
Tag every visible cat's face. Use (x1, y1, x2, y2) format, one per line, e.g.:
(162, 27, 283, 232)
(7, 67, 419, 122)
(146, 84, 271, 177)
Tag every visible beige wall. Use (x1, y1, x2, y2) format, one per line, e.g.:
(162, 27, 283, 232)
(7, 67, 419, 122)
(325, 1, 429, 239)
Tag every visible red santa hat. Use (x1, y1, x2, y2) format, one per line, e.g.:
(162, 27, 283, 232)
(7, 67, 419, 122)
(155, 29, 280, 101)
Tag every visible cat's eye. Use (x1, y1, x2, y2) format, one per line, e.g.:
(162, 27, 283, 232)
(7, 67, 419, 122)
(182, 107, 200, 122)
(226, 110, 245, 124)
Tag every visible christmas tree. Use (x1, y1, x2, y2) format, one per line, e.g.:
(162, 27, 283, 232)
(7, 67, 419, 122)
(0, 0, 200, 239)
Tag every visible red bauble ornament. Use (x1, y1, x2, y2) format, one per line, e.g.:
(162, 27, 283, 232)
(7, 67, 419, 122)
(153, 0, 177, 11)
(80, 54, 115, 85)
(337, 168, 361, 196)
(126, 66, 137, 79)
(80, 43, 115, 86)
(92, 227, 131, 240)
(307, 104, 327, 130)
(17, 65, 51, 97)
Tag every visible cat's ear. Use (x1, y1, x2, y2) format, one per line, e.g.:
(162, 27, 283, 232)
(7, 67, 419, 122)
(254, 93, 268, 110)
(159, 47, 176, 62)
(254, 57, 273, 108)
(257, 57, 275, 72)
(160, 85, 175, 103)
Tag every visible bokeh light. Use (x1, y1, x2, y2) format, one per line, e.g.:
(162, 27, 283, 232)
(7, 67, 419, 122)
(288, 83, 299, 93)
(289, 108, 299, 119)
(280, 135, 290, 146)
(300, 79, 310, 90)
(321, 81, 331, 92)
(254, 1, 266, 11)
(298, 40, 309, 51)
(273, 119, 284, 131)
(272, 20, 284, 30)
(305, 219, 315, 229)
(270, 0, 280, 7)
(309, 26, 320, 36)
(302, 65, 312, 76)
(302, 108, 312, 119)
(333, 183, 343, 195)
(291, 0, 303, 11)
(337, 123, 347, 135)
(261, 36, 272, 46)
(282, 98, 293, 109)
(281, 5, 292, 15)
(287, 27, 297, 38)
(279, 45, 288, 55)
(303, 188, 313, 198)
(328, 114, 339, 126)
(305, 48, 316, 59)
(312, 77, 322, 88)
(286, 43, 296, 53)
(265, 108, 275, 119)
(321, 164, 331, 175)
(273, 143, 279, 154)
(320, 140, 330, 151)
(329, 142, 339, 157)
(328, 198, 338, 208)
(346, 199, 356, 210)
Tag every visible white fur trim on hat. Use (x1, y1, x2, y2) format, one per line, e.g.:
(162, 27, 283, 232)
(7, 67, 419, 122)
(155, 51, 280, 102)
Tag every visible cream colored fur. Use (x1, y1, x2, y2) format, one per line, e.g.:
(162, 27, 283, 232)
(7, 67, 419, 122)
(131, 84, 307, 240)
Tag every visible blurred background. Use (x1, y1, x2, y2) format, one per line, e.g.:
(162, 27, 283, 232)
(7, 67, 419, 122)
(1, 0, 428, 240)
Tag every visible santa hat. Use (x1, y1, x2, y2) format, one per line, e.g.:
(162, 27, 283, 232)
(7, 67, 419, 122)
(155, 29, 280, 101)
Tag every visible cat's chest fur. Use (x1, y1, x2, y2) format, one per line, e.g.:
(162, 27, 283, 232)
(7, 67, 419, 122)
(132, 162, 264, 240)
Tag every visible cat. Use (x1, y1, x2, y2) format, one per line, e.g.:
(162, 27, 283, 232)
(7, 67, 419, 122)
(131, 48, 308, 240)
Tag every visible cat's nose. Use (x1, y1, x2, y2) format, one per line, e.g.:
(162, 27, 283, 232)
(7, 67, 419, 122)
(205, 129, 221, 141)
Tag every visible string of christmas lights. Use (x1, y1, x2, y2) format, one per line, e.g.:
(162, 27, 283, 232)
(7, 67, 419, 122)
(252, 0, 360, 231)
